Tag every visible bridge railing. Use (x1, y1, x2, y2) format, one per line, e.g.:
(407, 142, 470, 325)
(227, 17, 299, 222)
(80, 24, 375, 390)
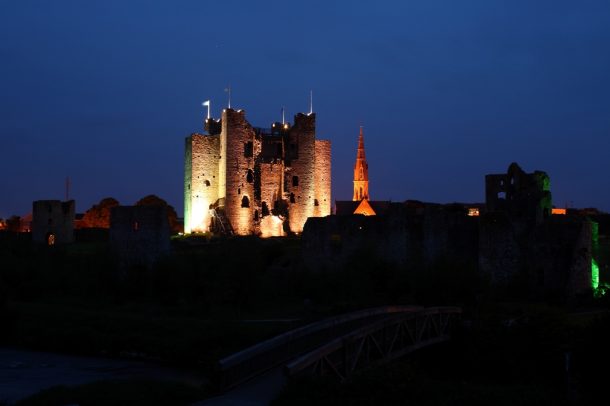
(284, 306, 462, 380)
(217, 305, 423, 390)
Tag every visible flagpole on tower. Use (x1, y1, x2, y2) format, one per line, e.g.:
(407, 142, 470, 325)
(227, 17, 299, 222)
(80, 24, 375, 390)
(225, 86, 231, 109)
(202, 100, 210, 120)
(309, 90, 313, 115)
(282, 106, 285, 125)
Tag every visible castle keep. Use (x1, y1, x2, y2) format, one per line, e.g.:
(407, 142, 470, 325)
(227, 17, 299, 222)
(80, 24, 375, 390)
(185, 108, 331, 236)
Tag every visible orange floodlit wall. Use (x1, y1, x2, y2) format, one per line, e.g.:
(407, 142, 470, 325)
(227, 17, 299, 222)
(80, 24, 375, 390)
(552, 208, 567, 215)
(468, 208, 480, 217)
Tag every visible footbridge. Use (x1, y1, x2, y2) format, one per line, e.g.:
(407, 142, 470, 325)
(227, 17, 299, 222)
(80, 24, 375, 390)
(217, 306, 461, 392)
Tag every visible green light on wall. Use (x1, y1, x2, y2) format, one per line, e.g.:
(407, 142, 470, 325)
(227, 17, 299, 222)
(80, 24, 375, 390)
(592, 221, 599, 291)
(592, 258, 600, 290)
(542, 177, 551, 192)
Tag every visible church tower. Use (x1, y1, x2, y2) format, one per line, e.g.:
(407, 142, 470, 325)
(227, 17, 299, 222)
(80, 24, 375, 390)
(353, 126, 369, 201)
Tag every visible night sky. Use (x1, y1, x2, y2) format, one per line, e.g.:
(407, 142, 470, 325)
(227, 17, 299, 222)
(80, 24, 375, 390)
(2, 0, 609, 218)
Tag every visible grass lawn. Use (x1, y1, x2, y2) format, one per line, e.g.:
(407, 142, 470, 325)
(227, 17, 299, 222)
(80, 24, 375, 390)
(4, 300, 300, 374)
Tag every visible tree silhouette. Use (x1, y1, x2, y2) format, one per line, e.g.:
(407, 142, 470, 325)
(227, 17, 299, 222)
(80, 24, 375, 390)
(135, 195, 181, 234)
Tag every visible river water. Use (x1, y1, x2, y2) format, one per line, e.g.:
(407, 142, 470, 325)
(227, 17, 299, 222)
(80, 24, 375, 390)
(0, 347, 206, 404)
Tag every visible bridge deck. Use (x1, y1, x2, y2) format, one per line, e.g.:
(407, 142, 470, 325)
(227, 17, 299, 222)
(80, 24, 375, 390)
(217, 306, 461, 391)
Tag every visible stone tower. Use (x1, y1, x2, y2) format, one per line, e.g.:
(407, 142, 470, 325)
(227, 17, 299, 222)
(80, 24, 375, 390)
(32, 200, 75, 245)
(353, 126, 369, 201)
(184, 106, 331, 236)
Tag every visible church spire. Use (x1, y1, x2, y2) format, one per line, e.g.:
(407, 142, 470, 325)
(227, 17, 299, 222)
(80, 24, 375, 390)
(357, 126, 366, 160)
(353, 126, 369, 201)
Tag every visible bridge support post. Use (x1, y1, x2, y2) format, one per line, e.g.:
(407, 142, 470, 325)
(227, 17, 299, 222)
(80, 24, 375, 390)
(342, 337, 351, 380)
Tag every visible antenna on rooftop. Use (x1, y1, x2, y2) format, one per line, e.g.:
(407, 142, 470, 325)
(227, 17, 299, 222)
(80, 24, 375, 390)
(309, 90, 313, 115)
(65, 176, 70, 201)
(225, 86, 231, 109)
(282, 106, 285, 125)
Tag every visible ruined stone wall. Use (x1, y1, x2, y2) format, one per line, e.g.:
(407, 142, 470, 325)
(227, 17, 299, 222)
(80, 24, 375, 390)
(286, 113, 316, 233)
(186, 108, 331, 237)
(110, 206, 170, 270)
(314, 139, 332, 218)
(223, 109, 257, 235)
(485, 163, 552, 224)
(480, 163, 594, 300)
(258, 162, 285, 237)
(549, 218, 593, 298)
(184, 134, 219, 233)
(567, 220, 595, 296)
(302, 213, 411, 271)
(525, 218, 593, 299)
(32, 200, 75, 244)
(422, 205, 479, 265)
(302, 206, 479, 271)
(479, 212, 523, 286)
(480, 212, 595, 299)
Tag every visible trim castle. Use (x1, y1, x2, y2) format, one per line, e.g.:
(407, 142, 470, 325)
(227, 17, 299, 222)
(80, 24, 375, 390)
(184, 108, 331, 236)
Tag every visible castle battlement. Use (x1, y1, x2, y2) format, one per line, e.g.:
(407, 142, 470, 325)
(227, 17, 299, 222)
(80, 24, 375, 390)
(185, 108, 331, 236)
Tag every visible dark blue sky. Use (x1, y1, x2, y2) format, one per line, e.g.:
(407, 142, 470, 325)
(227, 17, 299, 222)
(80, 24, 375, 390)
(1, 0, 609, 218)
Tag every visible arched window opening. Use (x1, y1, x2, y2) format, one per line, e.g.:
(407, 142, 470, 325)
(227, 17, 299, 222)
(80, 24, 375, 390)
(241, 195, 250, 208)
(290, 193, 295, 204)
(292, 176, 299, 187)
(246, 169, 254, 183)
(314, 199, 319, 206)
(46, 233, 55, 246)
(205, 180, 211, 187)
(262, 202, 270, 216)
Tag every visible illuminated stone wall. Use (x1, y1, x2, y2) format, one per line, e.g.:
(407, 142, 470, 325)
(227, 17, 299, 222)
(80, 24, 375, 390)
(184, 134, 220, 233)
(286, 113, 316, 233)
(259, 162, 285, 237)
(314, 139, 331, 218)
(185, 108, 331, 236)
(223, 109, 256, 235)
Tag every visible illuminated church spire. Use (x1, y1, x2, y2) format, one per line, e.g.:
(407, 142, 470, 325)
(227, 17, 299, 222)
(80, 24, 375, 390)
(353, 126, 369, 201)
